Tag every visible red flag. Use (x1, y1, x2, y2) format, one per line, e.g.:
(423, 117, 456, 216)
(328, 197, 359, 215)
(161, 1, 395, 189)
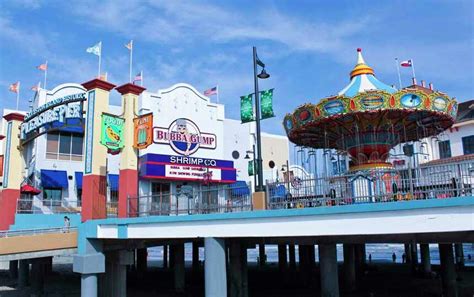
(37, 62, 47, 71)
(9, 82, 20, 93)
(31, 82, 40, 92)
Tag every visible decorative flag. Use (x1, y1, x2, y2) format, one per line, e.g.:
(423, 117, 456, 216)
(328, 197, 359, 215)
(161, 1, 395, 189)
(31, 82, 41, 92)
(37, 63, 47, 71)
(260, 88, 275, 119)
(240, 93, 254, 123)
(125, 40, 133, 50)
(400, 60, 412, 67)
(100, 113, 125, 152)
(9, 81, 20, 93)
(133, 71, 142, 82)
(86, 42, 101, 56)
(204, 86, 217, 96)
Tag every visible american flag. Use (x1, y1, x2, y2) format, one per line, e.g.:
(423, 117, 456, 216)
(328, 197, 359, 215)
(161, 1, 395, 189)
(9, 81, 20, 93)
(133, 71, 142, 82)
(37, 62, 47, 71)
(204, 86, 217, 96)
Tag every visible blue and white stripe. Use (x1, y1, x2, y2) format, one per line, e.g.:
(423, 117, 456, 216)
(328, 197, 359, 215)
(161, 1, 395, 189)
(338, 74, 396, 97)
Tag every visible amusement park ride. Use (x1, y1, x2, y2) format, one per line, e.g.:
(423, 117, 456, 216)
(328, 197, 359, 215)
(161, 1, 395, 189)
(275, 49, 461, 205)
(283, 48, 458, 172)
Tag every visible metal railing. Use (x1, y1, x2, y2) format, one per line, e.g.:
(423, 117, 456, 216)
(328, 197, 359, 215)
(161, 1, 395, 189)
(128, 184, 252, 217)
(16, 198, 81, 214)
(106, 201, 118, 217)
(0, 227, 78, 238)
(266, 160, 474, 209)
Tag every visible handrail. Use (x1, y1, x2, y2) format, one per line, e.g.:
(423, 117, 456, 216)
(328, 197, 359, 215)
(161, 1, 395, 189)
(0, 227, 78, 238)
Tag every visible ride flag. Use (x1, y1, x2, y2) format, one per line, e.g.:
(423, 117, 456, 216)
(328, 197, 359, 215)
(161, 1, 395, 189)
(248, 160, 254, 176)
(133, 113, 153, 149)
(240, 93, 254, 123)
(100, 113, 125, 152)
(260, 88, 275, 119)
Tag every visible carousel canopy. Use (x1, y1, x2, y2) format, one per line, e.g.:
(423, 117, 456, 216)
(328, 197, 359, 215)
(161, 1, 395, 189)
(338, 48, 397, 97)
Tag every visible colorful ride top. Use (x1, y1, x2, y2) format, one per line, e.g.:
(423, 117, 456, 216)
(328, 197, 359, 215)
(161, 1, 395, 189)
(283, 48, 458, 172)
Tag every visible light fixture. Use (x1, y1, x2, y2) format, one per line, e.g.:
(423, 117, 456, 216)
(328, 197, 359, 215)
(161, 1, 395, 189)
(244, 154, 250, 159)
(257, 68, 270, 79)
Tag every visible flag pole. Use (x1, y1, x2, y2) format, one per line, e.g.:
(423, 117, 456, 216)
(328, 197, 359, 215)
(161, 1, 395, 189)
(395, 58, 402, 89)
(216, 85, 219, 103)
(141, 70, 143, 87)
(411, 59, 416, 81)
(16, 82, 20, 110)
(129, 40, 133, 83)
(44, 61, 48, 90)
(98, 42, 102, 78)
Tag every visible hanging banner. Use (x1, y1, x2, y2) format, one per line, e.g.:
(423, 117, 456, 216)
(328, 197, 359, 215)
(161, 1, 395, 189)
(248, 160, 254, 176)
(133, 113, 153, 149)
(100, 113, 125, 151)
(260, 88, 275, 119)
(240, 94, 254, 123)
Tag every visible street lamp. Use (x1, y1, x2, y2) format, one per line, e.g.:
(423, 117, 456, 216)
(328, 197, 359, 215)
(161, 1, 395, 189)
(253, 46, 270, 192)
(245, 145, 257, 191)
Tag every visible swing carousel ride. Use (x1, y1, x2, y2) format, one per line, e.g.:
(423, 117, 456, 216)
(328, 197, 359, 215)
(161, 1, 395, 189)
(283, 48, 458, 172)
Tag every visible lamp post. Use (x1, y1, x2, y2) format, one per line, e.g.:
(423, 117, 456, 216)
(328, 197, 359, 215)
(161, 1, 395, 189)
(245, 145, 257, 191)
(253, 46, 270, 192)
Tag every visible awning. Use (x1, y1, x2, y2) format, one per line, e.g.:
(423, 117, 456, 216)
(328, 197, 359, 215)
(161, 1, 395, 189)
(108, 174, 119, 191)
(230, 181, 250, 196)
(75, 172, 83, 190)
(40, 170, 68, 188)
(20, 184, 41, 195)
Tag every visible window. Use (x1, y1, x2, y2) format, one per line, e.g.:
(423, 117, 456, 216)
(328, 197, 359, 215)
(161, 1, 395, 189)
(438, 140, 452, 159)
(462, 135, 474, 155)
(46, 132, 83, 161)
(43, 188, 62, 207)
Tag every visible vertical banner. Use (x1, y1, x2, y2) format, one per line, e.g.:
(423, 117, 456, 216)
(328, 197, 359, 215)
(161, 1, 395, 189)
(248, 160, 254, 176)
(133, 113, 153, 149)
(100, 113, 125, 152)
(240, 94, 255, 123)
(260, 88, 275, 119)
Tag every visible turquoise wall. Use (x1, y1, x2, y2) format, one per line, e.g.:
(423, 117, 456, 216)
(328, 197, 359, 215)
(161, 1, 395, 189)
(10, 214, 81, 230)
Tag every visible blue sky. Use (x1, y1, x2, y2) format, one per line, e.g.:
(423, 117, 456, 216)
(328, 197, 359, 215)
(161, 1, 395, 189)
(0, 0, 473, 136)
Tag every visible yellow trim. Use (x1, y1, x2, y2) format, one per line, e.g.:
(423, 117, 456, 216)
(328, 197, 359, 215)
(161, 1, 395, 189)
(350, 64, 374, 78)
(349, 162, 393, 172)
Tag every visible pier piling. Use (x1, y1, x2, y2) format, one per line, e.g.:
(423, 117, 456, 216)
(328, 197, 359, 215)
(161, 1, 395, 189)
(205, 238, 227, 297)
(439, 243, 458, 297)
(319, 244, 340, 297)
(343, 244, 356, 292)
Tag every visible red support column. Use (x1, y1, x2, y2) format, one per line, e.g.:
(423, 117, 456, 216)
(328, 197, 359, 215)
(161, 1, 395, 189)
(0, 113, 25, 230)
(115, 83, 146, 218)
(81, 79, 116, 222)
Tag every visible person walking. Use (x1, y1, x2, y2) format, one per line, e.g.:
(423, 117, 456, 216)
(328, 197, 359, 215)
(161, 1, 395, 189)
(63, 216, 70, 233)
(392, 253, 397, 263)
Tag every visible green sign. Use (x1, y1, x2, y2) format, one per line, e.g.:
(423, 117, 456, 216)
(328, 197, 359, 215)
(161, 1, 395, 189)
(248, 160, 254, 176)
(260, 88, 275, 119)
(100, 113, 125, 151)
(240, 94, 254, 123)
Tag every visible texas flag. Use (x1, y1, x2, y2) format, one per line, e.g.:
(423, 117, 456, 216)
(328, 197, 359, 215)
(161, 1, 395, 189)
(400, 60, 412, 67)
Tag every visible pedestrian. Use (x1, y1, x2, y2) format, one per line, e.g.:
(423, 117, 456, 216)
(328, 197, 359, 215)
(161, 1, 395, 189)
(392, 253, 396, 263)
(402, 253, 406, 263)
(369, 254, 372, 263)
(63, 216, 70, 233)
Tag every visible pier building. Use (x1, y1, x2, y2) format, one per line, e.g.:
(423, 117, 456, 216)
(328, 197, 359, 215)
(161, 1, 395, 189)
(0, 49, 472, 297)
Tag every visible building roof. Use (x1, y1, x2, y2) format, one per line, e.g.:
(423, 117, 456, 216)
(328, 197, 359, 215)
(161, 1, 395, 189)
(421, 153, 474, 166)
(455, 99, 474, 123)
(338, 48, 397, 97)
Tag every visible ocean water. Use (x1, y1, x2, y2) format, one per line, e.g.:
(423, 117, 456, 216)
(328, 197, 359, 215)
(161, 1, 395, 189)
(148, 243, 474, 266)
